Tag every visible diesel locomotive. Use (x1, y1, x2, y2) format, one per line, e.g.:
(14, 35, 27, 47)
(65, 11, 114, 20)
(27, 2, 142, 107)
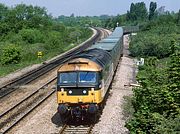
(56, 27, 137, 122)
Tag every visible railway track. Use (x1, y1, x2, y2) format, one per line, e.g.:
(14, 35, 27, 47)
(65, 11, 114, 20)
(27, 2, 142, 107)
(0, 77, 56, 134)
(100, 28, 110, 39)
(0, 28, 107, 99)
(59, 124, 93, 134)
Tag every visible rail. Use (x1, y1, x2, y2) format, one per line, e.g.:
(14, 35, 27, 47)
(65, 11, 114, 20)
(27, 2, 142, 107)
(0, 78, 56, 134)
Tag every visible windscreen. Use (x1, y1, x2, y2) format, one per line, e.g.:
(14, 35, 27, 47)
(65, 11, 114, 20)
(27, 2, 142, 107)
(59, 72, 77, 84)
(79, 72, 96, 83)
(58, 71, 97, 85)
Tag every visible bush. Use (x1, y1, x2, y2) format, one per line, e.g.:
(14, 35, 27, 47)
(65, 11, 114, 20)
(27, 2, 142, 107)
(126, 50, 180, 133)
(1, 44, 22, 65)
(18, 28, 44, 44)
(45, 31, 63, 50)
(155, 115, 180, 134)
(129, 32, 178, 58)
(4, 32, 24, 45)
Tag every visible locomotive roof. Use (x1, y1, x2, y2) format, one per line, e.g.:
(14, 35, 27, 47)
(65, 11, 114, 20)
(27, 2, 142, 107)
(72, 48, 112, 68)
(89, 42, 117, 51)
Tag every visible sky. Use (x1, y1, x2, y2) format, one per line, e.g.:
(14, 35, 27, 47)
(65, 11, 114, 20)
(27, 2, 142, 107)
(0, 0, 180, 17)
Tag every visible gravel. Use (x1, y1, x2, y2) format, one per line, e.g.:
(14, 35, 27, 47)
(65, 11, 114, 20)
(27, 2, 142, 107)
(12, 94, 61, 134)
(92, 35, 136, 134)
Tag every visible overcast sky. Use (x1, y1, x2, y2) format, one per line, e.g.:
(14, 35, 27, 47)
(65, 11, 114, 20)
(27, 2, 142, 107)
(0, 0, 180, 17)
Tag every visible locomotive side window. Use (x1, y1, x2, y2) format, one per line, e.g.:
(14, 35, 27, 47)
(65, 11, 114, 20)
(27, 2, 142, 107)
(59, 72, 77, 84)
(79, 72, 96, 83)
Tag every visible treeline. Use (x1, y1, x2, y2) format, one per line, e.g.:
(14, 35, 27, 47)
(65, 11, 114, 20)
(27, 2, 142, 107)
(125, 2, 180, 59)
(0, 3, 92, 76)
(104, 2, 180, 28)
(55, 14, 111, 27)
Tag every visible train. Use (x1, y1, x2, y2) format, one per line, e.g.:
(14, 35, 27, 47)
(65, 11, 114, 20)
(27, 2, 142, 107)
(56, 26, 138, 123)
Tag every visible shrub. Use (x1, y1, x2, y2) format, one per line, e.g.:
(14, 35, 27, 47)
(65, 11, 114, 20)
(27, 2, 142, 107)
(18, 28, 44, 44)
(5, 32, 24, 45)
(45, 31, 63, 50)
(1, 44, 22, 65)
(129, 32, 178, 58)
(126, 49, 180, 133)
(155, 115, 180, 134)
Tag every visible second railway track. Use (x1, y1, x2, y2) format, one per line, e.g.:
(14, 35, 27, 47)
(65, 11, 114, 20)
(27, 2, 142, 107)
(0, 77, 56, 134)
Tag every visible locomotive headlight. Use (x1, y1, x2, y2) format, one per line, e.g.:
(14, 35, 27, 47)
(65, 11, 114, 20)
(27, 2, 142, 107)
(69, 90, 72, 94)
(61, 88, 64, 92)
(91, 88, 95, 95)
(83, 90, 87, 94)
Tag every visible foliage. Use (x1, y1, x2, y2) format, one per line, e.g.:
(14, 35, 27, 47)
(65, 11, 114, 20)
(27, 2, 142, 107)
(51, 22, 66, 32)
(168, 44, 180, 105)
(149, 2, 157, 20)
(129, 11, 180, 59)
(0, 3, 93, 76)
(124, 3, 180, 132)
(127, 2, 148, 21)
(56, 15, 104, 27)
(18, 28, 44, 44)
(126, 43, 180, 133)
(155, 115, 180, 134)
(45, 31, 63, 50)
(1, 44, 22, 65)
(177, 10, 180, 24)
(129, 32, 178, 58)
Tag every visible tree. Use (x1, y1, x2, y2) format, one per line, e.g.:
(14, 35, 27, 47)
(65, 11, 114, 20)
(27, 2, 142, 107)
(149, 2, 157, 20)
(127, 2, 148, 21)
(168, 42, 180, 106)
(18, 28, 44, 44)
(0, 3, 8, 20)
(177, 9, 180, 24)
(1, 44, 22, 65)
(70, 13, 75, 18)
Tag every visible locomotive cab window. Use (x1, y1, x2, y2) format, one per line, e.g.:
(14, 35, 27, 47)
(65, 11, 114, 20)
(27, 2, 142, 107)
(79, 72, 97, 83)
(58, 72, 77, 84)
(58, 71, 98, 86)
